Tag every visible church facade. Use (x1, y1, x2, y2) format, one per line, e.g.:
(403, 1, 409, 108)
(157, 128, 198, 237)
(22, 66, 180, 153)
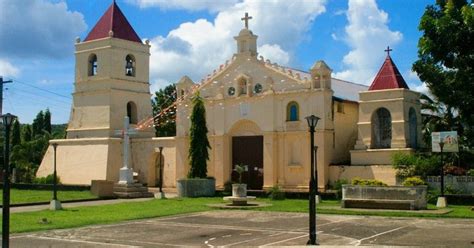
(38, 2, 422, 191)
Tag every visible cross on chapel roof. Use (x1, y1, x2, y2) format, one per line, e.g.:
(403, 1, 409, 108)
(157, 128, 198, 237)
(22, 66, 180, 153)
(384, 46, 392, 56)
(241, 12, 252, 29)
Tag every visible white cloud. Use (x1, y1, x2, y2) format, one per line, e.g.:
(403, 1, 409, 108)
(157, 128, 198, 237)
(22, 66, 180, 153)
(407, 69, 420, 81)
(258, 44, 290, 66)
(0, 0, 87, 59)
(147, 0, 326, 89)
(333, 0, 402, 85)
(128, 0, 240, 12)
(0, 59, 20, 77)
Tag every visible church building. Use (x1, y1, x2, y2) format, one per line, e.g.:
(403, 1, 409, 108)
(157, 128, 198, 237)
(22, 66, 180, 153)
(38, 2, 422, 191)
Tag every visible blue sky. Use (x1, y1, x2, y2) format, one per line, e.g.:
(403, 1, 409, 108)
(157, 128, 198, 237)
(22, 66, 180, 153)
(0, 0, 433, 124)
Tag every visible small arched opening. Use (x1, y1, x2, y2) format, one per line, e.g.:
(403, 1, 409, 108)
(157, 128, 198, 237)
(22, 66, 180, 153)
(371, 107, 392, 148)
(88, 54, 98, 76)
(286, 101, 299, 121)
(238, 77, 247, 95)
(127, 101, 138, 124)
(409, 107, 418, 149)
(125, 54, 136, 77)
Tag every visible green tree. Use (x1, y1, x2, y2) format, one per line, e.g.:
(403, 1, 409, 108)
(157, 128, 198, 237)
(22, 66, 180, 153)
(152, 84, 177, 137)
(188, 91, 211, 178)
(420, 94, 462, 145)
(11, 119, 21, 148)
(22, 124, 32, 142)
(32, 110, 45, 138)
(413, 0, 474, 147)
(10, 133, 51, 183)
(44, 108, 52, 134)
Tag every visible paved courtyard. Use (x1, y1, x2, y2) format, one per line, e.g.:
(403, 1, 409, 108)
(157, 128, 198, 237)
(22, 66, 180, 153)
(11, 210, 474, 247)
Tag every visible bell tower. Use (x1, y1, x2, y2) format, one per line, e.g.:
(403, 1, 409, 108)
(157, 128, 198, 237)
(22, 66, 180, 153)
(68, 1, 154, 138)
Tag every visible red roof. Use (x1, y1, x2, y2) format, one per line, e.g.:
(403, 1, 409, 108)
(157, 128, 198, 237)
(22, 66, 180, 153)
(368, 55, 409, 91)
(84, 1, 141, 43)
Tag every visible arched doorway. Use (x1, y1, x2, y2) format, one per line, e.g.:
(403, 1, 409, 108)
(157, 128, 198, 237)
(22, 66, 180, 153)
(228, 120, 263, 190)
(409, 108, 417, 149)
(372, 108, 392, 148)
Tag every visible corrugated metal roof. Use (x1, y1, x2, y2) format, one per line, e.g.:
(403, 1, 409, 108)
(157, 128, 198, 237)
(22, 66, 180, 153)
(290, 68, 368, 102)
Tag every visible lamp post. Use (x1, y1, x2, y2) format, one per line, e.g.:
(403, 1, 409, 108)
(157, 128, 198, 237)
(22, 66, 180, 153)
(439, 141, 445, 197)
(305, 114, 320, 246)
(50, 143, 62, 210)
(436, 141, 447, 207)
(2, 113, 17, 248)
(158, 146, 164, 194)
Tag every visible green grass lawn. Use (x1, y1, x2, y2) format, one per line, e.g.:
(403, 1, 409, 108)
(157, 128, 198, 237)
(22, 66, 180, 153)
(0, 189, 96, 205)
(3, 197, 473, 234)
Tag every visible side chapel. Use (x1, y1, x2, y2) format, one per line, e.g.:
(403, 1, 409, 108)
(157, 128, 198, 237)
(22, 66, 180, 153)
(38, 2, 422, 191)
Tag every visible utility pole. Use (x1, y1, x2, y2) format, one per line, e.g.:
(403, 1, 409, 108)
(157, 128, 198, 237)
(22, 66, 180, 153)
(0, 76, 13, 116)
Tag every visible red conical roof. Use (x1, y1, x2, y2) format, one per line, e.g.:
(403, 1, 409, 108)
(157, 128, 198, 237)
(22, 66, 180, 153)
(84, 1, 141, 43)
(368, 54, 409, 91)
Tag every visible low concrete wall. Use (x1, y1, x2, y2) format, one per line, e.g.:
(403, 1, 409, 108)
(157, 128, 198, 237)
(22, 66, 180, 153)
(177, 178, 216, 197)
(427, 176, 474, 194)
(329, 165, 397, 186)
(342, 185, 427, 210)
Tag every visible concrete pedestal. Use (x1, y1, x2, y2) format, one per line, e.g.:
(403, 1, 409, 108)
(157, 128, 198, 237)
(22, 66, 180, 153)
(118, 167, 133, 185)
(436, 197, 447, 208)
(154, 191, 166, 199)
(315, 195, 321, 204)
(113, 183, 154, 198)
(49, 200, 62, 210)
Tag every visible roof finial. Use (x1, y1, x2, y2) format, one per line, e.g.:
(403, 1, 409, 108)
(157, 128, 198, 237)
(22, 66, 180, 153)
(241, 12, 252, 29)
(384, 46, 392, 56)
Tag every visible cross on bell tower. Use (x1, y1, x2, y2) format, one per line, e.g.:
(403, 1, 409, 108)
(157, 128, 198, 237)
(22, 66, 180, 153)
(241, 12, 252, 29)
(384, 46, 393, 56)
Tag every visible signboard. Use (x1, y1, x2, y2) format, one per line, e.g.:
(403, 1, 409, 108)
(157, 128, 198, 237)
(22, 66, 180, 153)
(432, 131, 459, 153)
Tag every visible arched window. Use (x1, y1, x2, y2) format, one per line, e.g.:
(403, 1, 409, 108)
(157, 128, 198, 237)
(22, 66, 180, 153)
(254, 83, 263, 94)
(127, 101, 138, 124)
(125, 54, 135, 77)
(286, 101, 299, 121)
(409, 107, 417, 149)
(88, 54, 98, 76)
(371, 108, 392, 148)
(238, 78, 247, 95)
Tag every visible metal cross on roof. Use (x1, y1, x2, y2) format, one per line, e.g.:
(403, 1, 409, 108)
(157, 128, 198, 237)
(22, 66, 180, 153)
(241, 12, 252, 29)
(385, 46, 393, 56)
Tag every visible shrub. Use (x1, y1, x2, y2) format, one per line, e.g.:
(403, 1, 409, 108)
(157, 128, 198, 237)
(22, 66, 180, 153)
(467, 169, 474, 176)
(351, 177, 387, 186)
(402, 176, 427, 186)
(332, 179, 348, 199)
(33, 174, 60, 184)
(268, 185, 285, 200)
(392, 152, 440, 178)
(444, 165, 467, 176)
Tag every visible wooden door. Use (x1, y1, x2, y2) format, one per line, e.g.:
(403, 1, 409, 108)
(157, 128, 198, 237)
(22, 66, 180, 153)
(232, 136, 264, 190)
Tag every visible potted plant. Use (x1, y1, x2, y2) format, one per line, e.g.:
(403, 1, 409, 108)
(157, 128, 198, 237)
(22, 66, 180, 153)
(232, 164, 248, 197)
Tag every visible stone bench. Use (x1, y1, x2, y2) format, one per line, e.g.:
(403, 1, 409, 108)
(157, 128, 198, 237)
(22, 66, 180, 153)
(341, 185, 427, 210)
(223, 196, 256, 206)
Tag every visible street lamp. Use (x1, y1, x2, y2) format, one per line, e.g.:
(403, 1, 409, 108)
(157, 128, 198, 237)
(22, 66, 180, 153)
(158, 146, 164, 196)
(436, 141, 447, 208)
(50, 143, 62, 210)
(2, 113, 17, 248)
(305, 114, 320, 246)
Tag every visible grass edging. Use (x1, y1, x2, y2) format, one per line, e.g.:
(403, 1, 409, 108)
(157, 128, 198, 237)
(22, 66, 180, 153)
(7, 198, 474, 234)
